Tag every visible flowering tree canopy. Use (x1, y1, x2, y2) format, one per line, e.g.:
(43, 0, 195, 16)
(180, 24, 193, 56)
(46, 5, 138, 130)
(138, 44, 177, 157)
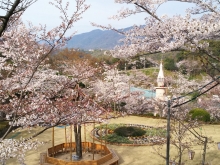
(92, 0, 220, 78)
(0, 0, 91, 163)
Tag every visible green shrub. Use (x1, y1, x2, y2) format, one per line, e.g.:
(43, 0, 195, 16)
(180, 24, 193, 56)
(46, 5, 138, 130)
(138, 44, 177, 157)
(155, 114, 160, 117)
(146, 113, 154, 117)
(176, 51, 186, 62)
(104, 133, 132, 144)
(164, 58, 178, 71)
(114, 126, 146, 137)
(189, 108, 210, 122)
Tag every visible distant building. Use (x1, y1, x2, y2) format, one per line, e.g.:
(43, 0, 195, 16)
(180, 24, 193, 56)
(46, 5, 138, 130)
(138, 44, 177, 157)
(154, 61, 167, 116)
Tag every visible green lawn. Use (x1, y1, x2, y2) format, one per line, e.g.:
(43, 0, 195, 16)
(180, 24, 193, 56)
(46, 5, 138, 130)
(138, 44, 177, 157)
(5, 116, 220, 165)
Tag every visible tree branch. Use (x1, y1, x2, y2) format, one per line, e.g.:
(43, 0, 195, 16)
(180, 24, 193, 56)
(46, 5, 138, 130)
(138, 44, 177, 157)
(0, 0, 21, 36)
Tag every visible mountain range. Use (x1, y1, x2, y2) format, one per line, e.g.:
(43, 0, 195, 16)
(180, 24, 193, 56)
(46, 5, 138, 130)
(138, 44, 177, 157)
(66, 29, 125, 50)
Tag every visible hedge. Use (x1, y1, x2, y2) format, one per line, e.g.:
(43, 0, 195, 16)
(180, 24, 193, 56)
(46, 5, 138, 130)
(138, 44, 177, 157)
(189, 108, 210, 122)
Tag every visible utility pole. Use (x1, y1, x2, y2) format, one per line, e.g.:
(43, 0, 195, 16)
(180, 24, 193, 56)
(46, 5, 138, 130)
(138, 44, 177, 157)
(202, 137, 208, 165)
(166, 98, 171, 165)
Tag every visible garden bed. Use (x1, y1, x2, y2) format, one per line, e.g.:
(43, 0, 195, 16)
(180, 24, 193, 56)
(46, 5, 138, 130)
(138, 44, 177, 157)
(93, 123, 166, 145)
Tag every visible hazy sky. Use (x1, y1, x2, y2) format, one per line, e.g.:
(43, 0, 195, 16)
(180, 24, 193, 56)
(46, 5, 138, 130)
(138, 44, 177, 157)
(20, 0, 193, 36)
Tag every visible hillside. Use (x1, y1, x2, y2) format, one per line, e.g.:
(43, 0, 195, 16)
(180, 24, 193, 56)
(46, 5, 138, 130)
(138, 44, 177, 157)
(66, 29, 124, 50)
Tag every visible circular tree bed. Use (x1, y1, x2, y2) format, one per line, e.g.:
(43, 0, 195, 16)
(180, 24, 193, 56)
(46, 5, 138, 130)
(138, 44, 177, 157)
(95, 124, 166, 145)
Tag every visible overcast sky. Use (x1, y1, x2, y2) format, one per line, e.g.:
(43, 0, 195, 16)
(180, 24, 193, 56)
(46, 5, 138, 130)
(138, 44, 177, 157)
(20, 0, 193, 36)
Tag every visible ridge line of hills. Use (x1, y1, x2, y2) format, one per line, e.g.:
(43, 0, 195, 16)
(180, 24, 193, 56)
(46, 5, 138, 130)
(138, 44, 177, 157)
(66, 28, 129, 50)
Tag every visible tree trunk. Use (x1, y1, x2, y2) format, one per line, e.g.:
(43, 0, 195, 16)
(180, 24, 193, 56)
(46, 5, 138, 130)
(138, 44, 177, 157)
(74, 124, 82, 159)
(178, 146, 182, 165)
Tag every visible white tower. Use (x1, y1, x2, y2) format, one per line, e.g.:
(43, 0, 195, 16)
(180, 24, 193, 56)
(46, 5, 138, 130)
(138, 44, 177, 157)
(155, 61, 167, 116)
(157, 62, 165, 87)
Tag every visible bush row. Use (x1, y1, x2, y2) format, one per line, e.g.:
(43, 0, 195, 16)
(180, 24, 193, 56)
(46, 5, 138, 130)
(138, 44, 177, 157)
(189, 108, 210, 122)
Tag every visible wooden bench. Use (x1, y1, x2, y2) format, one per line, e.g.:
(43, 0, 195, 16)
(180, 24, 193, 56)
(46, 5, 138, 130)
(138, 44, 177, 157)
(101, 149, 119, 165)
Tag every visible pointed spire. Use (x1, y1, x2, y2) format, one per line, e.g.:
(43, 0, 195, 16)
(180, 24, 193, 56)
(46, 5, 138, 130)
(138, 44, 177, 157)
(158, 61, 164, 79)
(157, 61, 165, 87)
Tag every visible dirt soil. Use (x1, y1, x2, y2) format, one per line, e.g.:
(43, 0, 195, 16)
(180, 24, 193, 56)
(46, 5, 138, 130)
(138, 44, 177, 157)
(55, 152, 102, 161)
(5, 116, 220, 165)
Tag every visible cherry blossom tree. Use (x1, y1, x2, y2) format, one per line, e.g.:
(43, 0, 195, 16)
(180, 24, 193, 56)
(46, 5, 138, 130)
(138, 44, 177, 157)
(92, 66, 131, 113)
(92, 0, 220, 129)
(0, 0, 91, 164)
(197, 85, 220, 121)
(49, 59, 103, 159)
(153, 105, 213, 165)
(0, 0, 37, 36)
(150, 73, 219, 164)
(92, 65, 157, 116)
(48, 85, 106, 159)
(0, 138, 41, 165)
(92, 1, 220, 162)
(92, 0, 220, 79)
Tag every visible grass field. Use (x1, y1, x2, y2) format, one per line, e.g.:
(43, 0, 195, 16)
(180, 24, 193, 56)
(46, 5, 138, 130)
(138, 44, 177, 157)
(5, 116, 220, 165)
